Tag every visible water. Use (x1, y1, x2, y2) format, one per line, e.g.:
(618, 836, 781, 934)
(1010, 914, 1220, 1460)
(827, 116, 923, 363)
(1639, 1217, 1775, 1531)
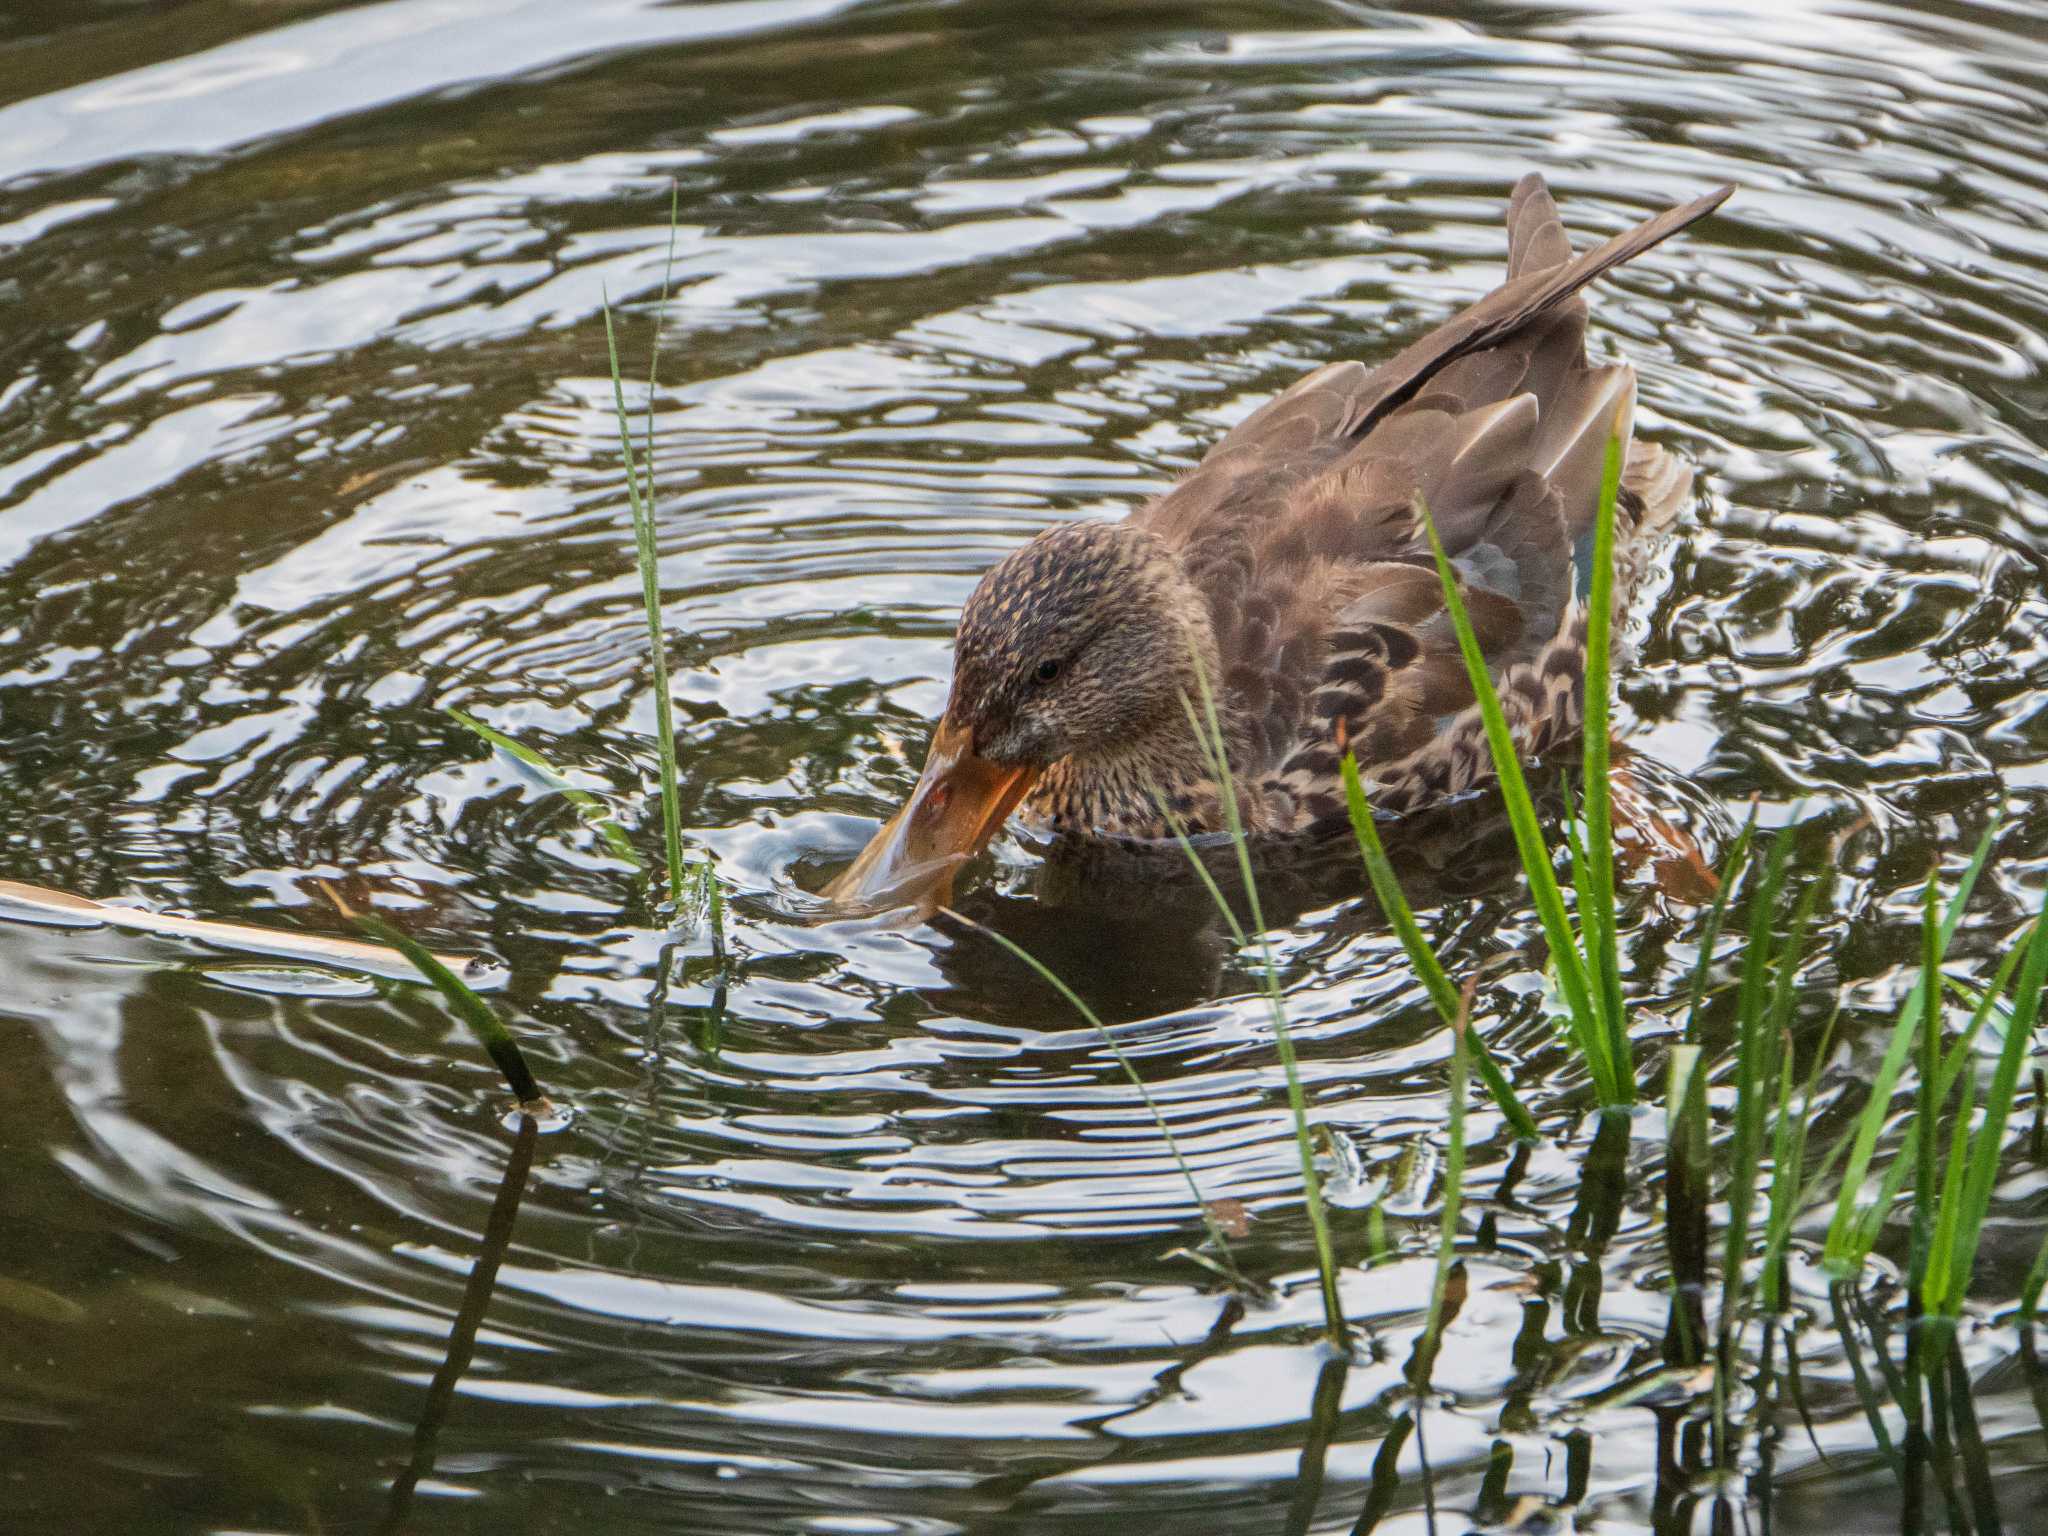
(3, 1, 2047, 1530)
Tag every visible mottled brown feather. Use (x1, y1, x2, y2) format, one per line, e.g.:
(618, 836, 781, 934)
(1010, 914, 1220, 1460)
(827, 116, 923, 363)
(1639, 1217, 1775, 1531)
(947, 175, 1729, 841)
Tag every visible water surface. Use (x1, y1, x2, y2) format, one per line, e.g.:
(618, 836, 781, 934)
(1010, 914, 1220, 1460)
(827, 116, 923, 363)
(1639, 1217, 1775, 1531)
(3, 0, 2047, 1530)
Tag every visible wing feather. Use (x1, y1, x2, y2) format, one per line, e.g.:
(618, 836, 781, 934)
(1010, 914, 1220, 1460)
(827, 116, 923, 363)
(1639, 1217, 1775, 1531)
(1127, 176, 1726, 799)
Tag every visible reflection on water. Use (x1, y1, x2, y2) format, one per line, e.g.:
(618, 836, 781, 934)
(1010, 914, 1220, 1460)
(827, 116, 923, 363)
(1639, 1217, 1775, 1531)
(3, 0, 2047, 1529)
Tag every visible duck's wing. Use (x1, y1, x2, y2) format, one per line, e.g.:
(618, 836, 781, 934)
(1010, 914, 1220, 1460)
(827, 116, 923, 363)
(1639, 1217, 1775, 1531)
(1263, 433, 1695, 821)
(1132, 177, 1729, 553)
(1132, 175, 1727, 794)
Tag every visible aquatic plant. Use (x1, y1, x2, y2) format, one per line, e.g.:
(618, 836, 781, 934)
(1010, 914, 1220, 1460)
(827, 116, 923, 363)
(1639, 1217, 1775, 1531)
(324, 883, 548, 1111)
(945, 908, 1254, 1293)
(1364, 428, 1636, 1109)
(1323, 421, 2048, 1513)
(1341, 752, 1536, 1140)
(1914, 871, 2048, 1329)
(1165, 662, 1349, 1347)
(445, 706, 644, 870)
(601, 185, 724, 945)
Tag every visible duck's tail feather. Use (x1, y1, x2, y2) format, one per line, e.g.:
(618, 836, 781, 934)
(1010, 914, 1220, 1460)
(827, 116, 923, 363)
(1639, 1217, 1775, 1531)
(1340, 180, 1734, 440)
(1506, 173, 1574, 279)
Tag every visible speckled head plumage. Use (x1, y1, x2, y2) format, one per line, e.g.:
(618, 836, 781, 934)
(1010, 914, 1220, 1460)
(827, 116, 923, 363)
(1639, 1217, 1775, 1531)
(946, 521, 1218, 771)
(827, 174, 1732, 915)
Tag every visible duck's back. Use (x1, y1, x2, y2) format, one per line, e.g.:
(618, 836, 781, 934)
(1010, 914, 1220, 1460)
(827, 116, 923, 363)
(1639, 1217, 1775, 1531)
(1129, 174, 1726, 826)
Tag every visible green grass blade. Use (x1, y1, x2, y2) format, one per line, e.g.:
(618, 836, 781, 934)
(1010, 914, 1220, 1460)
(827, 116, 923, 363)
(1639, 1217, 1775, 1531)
(1940, 945, 2031, 1098)
(1683, 811, 1757, 1045)
(1341, 753, 1537, 1140)
(446, 707, 645, 870)
(1719, 832, 1802, 1349)
(1759, 1028, 1802, 1317)
(1746, 863, 1822, 1282)
(1174, 659, 1347, 1346)
(1824, 821, 2002, 1271)
(2021, 1228, 2048, 1326)
(1415, 495, 1619, 1104)
(326, 888, 545, 1107)
(943, 907, 1250, 1289)
(1940, 821, 2003, 950)
(1560, 780, 1611, 1061)
(1923, 1061, 1978, 1317)
(1848, 1124, 1919, 1271)
(602, 300, 688, 907)
(1580, 429, 1628, 1080)
(1913, 873, 1945, 1303)
(1832, 939, 2030, 1278)
(1409, 985, 1472, 1391)
(1763, 1003, 1840, 1314)
(1932, 880, 2048, 1317)
(1941, 970, 2023, 1064)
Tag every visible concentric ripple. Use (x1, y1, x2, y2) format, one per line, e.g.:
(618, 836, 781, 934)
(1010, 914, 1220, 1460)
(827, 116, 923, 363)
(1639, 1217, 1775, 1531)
(2, 0, 2046, 1530)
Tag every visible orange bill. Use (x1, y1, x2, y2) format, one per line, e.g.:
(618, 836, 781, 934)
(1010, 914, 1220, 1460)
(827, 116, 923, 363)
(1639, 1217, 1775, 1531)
(826, 716, 1041, 914)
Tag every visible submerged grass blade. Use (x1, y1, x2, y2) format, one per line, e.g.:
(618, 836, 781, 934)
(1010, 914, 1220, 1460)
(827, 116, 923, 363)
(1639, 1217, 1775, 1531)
(446, 707, 645, 870)
(1664, 1042, 1711, 1366)
(324, 884, 545, 1108)
(1340, 752, 1537, 1140)
(1832, 1283, 1902, 1478)
(944, 907, 1251, 1290)
(0, 878, 487, 984)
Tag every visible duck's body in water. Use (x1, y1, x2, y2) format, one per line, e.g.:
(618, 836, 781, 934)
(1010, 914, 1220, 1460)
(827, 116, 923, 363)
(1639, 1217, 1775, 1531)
(830, 174, 1732, 913)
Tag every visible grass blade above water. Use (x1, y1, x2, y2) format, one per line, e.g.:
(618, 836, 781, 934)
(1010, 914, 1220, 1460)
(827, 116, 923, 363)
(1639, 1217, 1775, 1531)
(944, 906, 1253, 1292)
(1174, 661, 1347, 1348)
(1340, 751, 1538, 1141)
(1719, 833, 1806, 1355)
(446, 707, 644, 870)
(599, 189, 727, 953)
(1579, 428, 1629, 1087)
(1823, 821, 2002, 1274)
(1925, 880, 2048, 1320)
(601, 299, 686, 908)
(1683, 811, 1757, 1045)
(1415, 492, 1623, 1106)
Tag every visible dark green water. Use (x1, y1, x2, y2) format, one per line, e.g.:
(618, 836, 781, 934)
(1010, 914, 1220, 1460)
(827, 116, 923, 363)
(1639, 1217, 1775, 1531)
(2, 1, 2046, 1530)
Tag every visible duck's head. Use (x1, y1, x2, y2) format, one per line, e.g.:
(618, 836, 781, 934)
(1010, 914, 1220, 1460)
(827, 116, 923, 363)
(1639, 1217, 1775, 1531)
(826, 520, 1214, 912)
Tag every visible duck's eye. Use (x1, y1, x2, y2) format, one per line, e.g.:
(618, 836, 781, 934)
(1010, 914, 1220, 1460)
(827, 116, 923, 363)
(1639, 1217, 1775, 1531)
(1033, 657, 1062, 684)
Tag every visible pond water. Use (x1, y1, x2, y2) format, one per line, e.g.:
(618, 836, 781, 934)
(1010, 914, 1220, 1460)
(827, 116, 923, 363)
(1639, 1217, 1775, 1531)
(3, 0, 2047, 1530)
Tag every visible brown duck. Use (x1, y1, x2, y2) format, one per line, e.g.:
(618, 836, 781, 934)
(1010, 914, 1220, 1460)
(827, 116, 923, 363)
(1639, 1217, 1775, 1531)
(829, 175, 1731, 912)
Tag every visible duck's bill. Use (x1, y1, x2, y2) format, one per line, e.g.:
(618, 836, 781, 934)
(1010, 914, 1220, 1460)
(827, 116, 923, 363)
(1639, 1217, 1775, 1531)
(825, 717, 1041, 914)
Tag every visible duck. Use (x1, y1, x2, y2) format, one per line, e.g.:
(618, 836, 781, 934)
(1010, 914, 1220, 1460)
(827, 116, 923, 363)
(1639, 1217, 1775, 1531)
(828, 174, 1732, 913)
